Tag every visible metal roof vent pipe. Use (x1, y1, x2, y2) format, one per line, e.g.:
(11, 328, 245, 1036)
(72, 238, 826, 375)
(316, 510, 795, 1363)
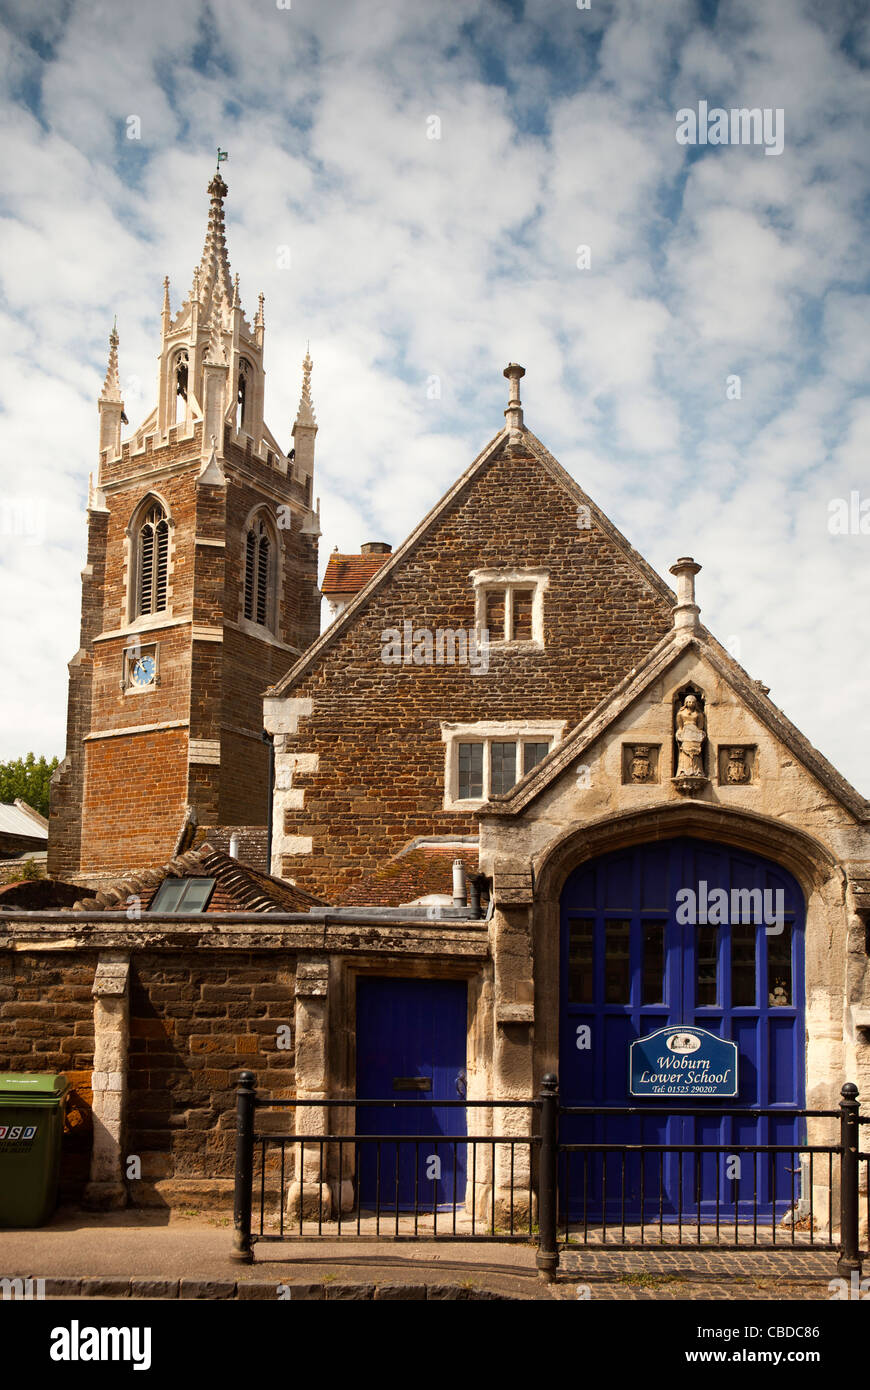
(452, 858, 467, 908)
(468, 873, 487, 919)
(229, 832, 240, 860)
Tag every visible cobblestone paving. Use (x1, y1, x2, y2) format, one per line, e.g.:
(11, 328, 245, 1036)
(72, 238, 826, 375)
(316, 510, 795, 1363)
(554, 1247, 848, 1299)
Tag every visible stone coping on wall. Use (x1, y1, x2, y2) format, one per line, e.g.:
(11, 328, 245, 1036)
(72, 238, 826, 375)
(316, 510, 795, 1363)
(0, 913, 490, 958)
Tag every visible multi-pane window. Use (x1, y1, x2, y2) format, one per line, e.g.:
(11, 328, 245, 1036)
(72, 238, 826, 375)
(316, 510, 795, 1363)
(455, 737, 552, 800)
(523, 742, 550, 775)
(458, 742, 484, 800)
(136, 502, 169, 617)
(490, 742, 516, 795)
(150, 877, 216, 914)
(244, 517, 272, 628)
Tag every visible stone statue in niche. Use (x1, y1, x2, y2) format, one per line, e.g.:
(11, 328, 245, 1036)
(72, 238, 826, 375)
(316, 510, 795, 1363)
(675, 694, 706, 778)
(672, 693, 708, 795)
(630, 746, 652, 783)
(726, 747, 750, 784)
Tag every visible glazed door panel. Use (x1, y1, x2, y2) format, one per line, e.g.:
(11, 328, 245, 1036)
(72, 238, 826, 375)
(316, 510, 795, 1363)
(559, 837, 805, 1222)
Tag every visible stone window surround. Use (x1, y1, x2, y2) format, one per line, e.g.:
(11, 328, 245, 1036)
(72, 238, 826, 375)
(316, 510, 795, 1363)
(441, 718, 567, 810)
(238, 503, 282, 640)
(123, 491, 176, 628)
(470, 567, 549, 649)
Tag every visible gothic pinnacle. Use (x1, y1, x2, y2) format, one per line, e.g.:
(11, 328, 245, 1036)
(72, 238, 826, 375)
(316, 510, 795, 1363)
(295, 349, 316, 428)
(100, 322, 122, 403)
(198, 171, 233, 308)
(205, 296, 227, 367)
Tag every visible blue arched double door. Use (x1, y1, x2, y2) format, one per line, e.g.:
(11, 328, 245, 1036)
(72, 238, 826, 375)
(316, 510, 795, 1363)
(559, 836, 806, 1222)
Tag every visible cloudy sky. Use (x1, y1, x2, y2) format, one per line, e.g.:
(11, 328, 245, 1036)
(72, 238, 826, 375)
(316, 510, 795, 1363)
(1, 0, 869, 792)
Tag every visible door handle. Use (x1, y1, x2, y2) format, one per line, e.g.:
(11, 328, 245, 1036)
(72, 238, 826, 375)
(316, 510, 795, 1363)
(455, 1069, 467, 1098)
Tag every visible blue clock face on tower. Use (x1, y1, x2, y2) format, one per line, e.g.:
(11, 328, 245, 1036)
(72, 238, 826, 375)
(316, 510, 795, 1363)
(131, 655, 156, 687)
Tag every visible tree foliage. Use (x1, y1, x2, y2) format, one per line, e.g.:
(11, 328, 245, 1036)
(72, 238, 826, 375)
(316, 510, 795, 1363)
(0, 753, 60, 818)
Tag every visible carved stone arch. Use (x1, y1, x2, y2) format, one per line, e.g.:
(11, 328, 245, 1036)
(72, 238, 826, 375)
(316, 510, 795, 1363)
(533, 803, 839, 908)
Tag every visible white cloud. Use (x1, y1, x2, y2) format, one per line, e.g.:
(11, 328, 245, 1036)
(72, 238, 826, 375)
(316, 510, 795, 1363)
(0, 0, 868, 798)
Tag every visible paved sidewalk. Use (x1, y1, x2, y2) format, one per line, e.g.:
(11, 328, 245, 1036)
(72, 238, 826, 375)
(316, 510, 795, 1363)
(0, 1207, 850, 1300)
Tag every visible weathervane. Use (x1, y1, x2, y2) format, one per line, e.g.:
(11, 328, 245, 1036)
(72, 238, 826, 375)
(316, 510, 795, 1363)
(216, 148, 228, 169)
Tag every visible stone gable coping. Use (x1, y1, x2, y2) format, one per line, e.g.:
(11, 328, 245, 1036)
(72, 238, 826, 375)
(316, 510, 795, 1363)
(266, 421, 683, 701)
(482, 629, 870, 824)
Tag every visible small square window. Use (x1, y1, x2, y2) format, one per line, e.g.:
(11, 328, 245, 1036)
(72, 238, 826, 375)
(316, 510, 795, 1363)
(149, 877, 216, 914)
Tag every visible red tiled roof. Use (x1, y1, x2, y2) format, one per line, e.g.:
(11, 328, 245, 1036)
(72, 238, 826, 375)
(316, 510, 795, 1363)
(338, 846, 482, 907)
(65, 844, 326, 914)
(321, 552, 390, 596)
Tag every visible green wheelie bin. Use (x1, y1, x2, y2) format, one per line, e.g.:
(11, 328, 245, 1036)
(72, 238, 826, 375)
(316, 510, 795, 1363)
(0, 1073, 70, 1227)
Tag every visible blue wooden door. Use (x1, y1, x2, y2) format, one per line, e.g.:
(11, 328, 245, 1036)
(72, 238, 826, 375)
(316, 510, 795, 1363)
(559, 837, 805, 1222)
(356, 977, 467, 1211)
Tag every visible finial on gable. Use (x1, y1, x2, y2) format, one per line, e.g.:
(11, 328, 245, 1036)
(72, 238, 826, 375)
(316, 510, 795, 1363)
(503, 362, 525, 437)
(669, 556, 701, 633)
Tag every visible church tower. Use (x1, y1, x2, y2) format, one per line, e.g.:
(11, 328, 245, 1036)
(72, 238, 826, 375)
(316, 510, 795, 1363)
(49, 170, 322, 883)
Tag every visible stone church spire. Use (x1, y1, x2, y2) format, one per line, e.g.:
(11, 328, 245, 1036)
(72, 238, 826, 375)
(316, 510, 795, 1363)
(197, 171, 234, 312)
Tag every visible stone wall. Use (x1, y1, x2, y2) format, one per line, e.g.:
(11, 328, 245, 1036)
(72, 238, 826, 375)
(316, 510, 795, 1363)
(128, 951, 296, 1202)
(266, 436, 675, 902)
(0, 950, 97, 1199)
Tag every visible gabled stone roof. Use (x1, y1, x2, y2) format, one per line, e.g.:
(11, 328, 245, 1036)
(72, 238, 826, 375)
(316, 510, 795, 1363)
(266, 421, 676, 698)
(482, 626, 870, 823)
(66, 844, 326, 914)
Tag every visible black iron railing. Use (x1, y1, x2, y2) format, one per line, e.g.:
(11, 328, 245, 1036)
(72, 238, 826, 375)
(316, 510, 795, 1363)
(230, 1072, 865, 1281)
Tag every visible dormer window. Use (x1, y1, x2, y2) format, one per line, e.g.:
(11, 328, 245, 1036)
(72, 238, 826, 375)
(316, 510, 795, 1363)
(471, 569, 548, 648)
(133, 500, 170, 619)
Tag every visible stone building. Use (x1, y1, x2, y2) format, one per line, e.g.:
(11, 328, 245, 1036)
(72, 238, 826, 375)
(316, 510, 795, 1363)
(48, 172, 322, 886)
(3, 181, 869, 1225)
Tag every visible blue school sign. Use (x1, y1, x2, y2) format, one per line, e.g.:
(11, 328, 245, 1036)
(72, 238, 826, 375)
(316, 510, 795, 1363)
(629, 1026, 738, 1098)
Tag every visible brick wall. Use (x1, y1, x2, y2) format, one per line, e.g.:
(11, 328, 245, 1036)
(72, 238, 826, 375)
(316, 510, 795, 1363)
(276, 439, 675, 902)
(52, 416, 320, 879)
(128, 952, 295, 1187)
(80, 729, 190, 875)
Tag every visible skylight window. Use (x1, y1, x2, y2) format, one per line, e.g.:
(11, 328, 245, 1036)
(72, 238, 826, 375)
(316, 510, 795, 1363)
(149, 877, 216, 914)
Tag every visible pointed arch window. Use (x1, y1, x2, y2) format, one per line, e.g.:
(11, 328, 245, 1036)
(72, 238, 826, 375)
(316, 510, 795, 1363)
(237, 358, 251, 433)
(244, 515, 274, 629)
(136, 502, 170, 617)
